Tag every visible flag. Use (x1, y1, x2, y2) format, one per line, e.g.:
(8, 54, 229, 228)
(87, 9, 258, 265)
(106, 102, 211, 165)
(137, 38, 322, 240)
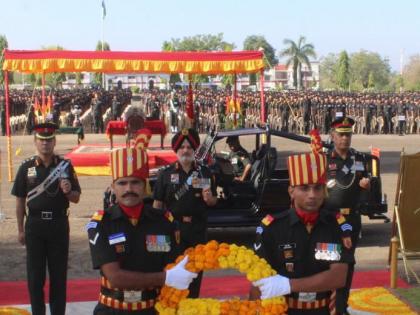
(186, 80, 194, 119)
(46, 94, 52, 115)
(101, 0, 106, 19)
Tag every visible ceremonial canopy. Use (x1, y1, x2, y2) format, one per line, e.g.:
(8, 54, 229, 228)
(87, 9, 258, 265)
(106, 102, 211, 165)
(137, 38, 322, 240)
(2, 50, 264, 74)
(2, 49, 265, 181)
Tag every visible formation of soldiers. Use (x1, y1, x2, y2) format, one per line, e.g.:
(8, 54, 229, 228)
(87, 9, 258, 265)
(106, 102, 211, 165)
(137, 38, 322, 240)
(2, 88, 420, 136)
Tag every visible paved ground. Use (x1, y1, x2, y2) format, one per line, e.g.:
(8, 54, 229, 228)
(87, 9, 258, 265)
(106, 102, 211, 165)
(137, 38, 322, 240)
(0, 132, 419, 284)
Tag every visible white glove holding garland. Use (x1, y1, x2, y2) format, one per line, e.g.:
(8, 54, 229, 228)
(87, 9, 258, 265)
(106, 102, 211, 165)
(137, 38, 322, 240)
(165, 256, 198, 290)
(253, 275, 291, 299)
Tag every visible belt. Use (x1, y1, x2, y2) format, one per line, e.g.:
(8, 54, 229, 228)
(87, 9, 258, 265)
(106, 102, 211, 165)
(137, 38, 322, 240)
(286, 296, 329, 310)
(100, 276, 157, 300)
(99, 292, 155, 311)
(28, 209, 68, 220)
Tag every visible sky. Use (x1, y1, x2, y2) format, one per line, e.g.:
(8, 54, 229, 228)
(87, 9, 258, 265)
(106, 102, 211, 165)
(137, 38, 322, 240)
(1, 0, 420, 72)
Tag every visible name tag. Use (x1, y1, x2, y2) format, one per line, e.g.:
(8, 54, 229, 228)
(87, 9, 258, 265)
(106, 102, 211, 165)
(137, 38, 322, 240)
(27, 167, 37, 178)
(109, 232, 126, 245)
(398, 115, 406, 121)
(336, 112, 343, 118)
(231, 158, 238, 164)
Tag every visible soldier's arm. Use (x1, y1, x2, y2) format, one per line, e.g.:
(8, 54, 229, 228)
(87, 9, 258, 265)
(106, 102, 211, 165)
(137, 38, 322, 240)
(16, 197, 26, 246)
(101, 262, 166, 290)
(152, 169, 166, 209)
(240, 163, 252, 181)
(63, 163, 82, 203)
(289, 262, 348, 292)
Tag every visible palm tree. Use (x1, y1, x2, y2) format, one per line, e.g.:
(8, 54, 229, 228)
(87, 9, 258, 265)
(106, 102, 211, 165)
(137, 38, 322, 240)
(280, 36, 316, 90)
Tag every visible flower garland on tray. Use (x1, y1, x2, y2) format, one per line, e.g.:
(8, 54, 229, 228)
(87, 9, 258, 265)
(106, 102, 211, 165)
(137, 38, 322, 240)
(155, 240, 288, 315)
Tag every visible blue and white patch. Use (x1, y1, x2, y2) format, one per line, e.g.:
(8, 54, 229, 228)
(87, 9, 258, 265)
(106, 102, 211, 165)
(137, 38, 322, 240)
(256, 226, 263, 234)
(341, 223, 353, 232)
(85, 221, 98, 231)
(108, 232, 126, 245)
(355, 161, 365, 171)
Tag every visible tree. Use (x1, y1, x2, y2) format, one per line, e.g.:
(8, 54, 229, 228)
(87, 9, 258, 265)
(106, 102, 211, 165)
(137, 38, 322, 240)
(162, 33, 235, 85)
(163, 33, 235, 52)
(336, 51, 350, 90)
(243, 35, 278, 86)
(41, 45, 67, 88)
(368, 72, 375, 89)
(94, 41, 111, 86)
(402, 55, 420, 90)
(75, 73, 83, 86)
(162, 41, 181, 86)
(243, 35, 278, 68)
(0, 34, 13, 84)
(319, 53, 338, 89)
(349, 50, 390, 90)
(279, 36, 316, 90)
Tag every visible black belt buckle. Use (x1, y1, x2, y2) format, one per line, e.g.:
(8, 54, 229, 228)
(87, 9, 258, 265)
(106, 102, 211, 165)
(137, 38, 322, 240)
(41, 211, 53, 220)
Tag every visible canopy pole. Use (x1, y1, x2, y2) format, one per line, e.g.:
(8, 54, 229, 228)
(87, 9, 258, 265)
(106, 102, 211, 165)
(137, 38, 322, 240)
(4, 70, 13, 181)
(41, 72, 46, 107)
(260, 69, 265, 123)
(233, 73, 237, 128)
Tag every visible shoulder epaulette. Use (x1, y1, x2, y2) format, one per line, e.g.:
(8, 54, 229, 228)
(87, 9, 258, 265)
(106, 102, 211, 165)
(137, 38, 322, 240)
(164, 211, 174, 223)
(90, 210, 105, 222)
(21, 156, 36, 165)
(260, 211, 288, 227)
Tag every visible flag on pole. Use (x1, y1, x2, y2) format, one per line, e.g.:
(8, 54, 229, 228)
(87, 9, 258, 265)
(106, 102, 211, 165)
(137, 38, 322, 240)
(101, 0, 106, 19)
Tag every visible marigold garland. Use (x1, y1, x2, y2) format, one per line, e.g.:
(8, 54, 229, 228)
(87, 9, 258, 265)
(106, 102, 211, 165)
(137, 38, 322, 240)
(348, 287, 417, 315)
(0, 307, 31, 315)
(155, 240, 288, 315)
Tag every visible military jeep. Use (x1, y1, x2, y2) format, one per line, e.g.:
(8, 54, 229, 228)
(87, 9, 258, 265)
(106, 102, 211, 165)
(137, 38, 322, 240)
(184, 127, 388, 228)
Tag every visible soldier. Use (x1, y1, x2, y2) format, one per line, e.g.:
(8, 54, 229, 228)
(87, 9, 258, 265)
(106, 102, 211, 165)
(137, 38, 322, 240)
(12, 122, 81, 315)
(88, 144, 197, 315)
(251, 151, 353, 315)
(324, 117, 371, 315)
(111, 94, 122, 120)
(92, 92, 104, 133)
(152, 128, 217, 298)
(1, 96, 7, 136)
(226, 135, 252, 182)
(169, 91, 180, 133)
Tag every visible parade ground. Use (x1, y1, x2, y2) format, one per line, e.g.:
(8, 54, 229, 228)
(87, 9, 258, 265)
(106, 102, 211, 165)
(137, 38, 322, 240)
(0, 133, 420, 314)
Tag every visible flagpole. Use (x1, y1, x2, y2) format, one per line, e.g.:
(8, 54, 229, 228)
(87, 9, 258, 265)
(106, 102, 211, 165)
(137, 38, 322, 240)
(101, 0, 105, 89)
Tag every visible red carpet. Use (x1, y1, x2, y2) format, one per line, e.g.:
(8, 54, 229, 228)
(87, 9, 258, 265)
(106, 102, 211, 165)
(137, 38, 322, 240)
(0, 270, 410, 306)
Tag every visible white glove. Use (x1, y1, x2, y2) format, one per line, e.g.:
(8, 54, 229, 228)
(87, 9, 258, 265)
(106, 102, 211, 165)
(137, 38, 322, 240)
(165, 256, 198, 290)
(253, 275, 291, 299)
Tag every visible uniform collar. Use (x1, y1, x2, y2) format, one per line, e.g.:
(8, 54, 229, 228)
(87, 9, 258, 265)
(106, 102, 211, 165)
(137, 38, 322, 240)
(35, 155, 59, 167)
(289, 208, 329, 226)
(175, 160, 198, 172)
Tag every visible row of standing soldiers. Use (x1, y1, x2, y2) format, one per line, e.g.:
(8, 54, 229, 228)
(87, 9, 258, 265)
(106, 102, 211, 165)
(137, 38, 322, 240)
(3, 89, 420, 136)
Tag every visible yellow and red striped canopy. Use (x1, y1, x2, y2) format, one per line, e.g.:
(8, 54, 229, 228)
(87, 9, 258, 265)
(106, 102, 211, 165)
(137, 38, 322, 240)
(2, 50, 264, 74)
